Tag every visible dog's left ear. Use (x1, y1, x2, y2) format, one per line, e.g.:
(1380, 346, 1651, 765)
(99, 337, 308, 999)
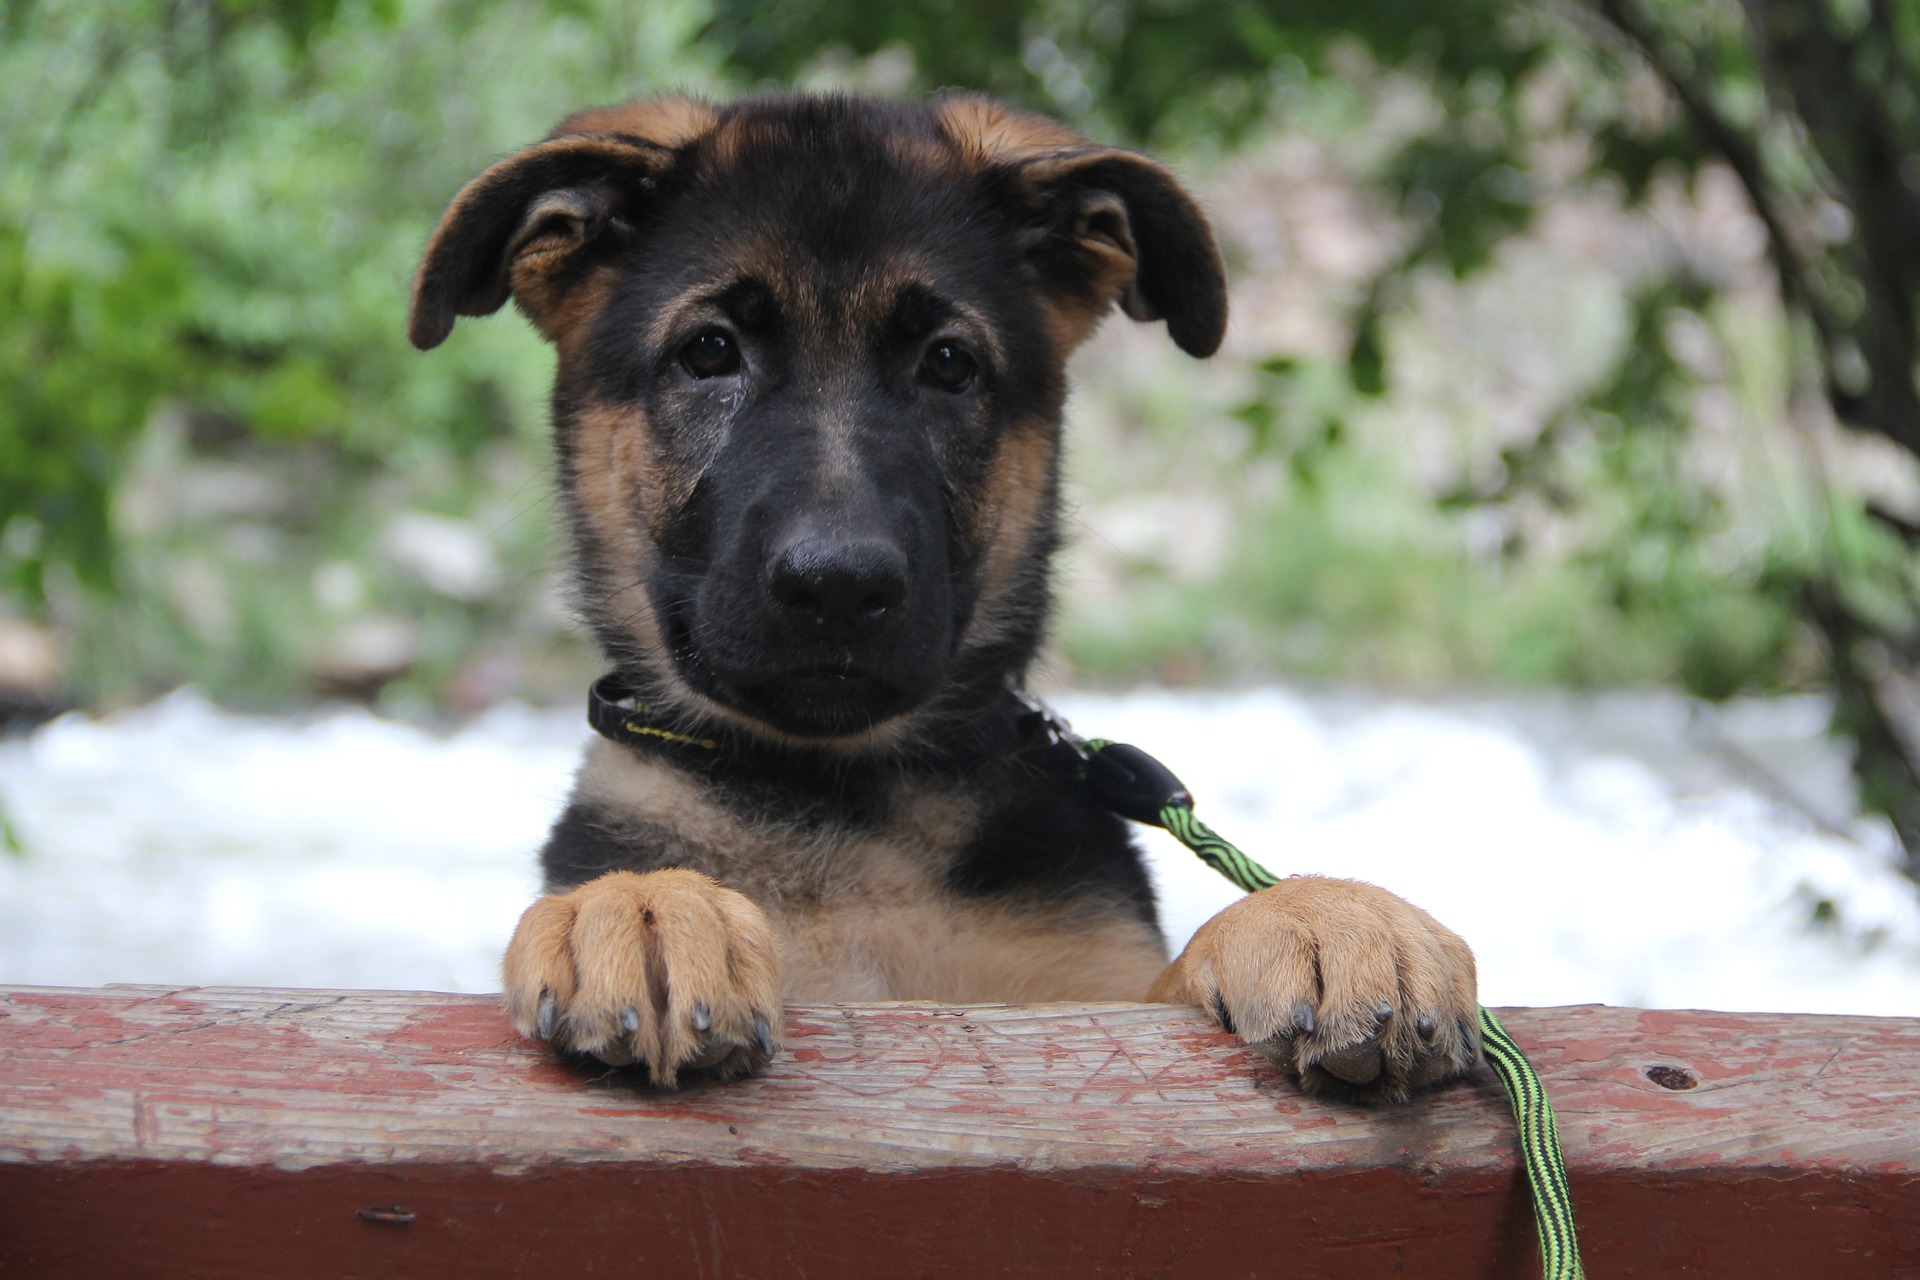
(937, 97, 1228, 358)
(409, 97, 717, 350)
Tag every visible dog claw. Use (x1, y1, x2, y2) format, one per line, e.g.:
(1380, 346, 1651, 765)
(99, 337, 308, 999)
(536, 991, 557, 1041)
(691, 1001, 712, 1033)
(753, 1013, 775, 1059)
(1208, 990, 1236, 1036)
(620, 1006, 641, 1034)
(1374, 998, 1394, 1022)
(1291, 1002, 1316, 1035)
(1416, 1013, 1437, 1039)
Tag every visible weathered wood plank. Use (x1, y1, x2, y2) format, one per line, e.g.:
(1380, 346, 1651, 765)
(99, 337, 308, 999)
(1, 986, 1916, 1277)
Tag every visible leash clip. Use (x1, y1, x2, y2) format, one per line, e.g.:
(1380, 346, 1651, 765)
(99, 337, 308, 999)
(1081, 740, 1193, 827)
(1007, 686, 1192, 827)
(1008, 685, 1092, 759)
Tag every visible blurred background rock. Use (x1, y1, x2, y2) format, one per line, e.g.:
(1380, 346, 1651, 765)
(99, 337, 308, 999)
(6, 0, 1920, 881)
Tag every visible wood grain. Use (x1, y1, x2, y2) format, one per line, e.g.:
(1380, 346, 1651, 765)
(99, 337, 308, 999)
(1, 986, 1916, 1277)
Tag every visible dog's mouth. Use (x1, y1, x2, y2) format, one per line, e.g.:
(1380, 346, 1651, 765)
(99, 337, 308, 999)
(664, 611, 921, 740)
(737, 668, 915, 738)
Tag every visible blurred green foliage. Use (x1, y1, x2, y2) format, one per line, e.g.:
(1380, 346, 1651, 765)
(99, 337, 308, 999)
(715, 0, 1548, 148)
(711, 0, 1920, 861)
(1, 0, 720, 705)
(6, 0, 1920, 870)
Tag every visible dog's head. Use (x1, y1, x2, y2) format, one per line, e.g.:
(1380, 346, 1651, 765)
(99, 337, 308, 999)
(411, 95, 1225, 745)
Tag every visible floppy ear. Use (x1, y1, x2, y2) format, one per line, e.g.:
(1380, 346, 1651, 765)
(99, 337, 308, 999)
(936, 96, 1228, 357)
(408, 99, 717, 351)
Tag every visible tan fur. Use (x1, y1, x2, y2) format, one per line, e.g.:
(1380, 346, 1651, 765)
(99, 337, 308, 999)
(572, 240, 1040, 749)
(570, 738, 1169, 1005)
(572, 740, 762, 874)
(503, 867, 781, 1086)
(410, 100, 724, 353)
(1149, 877, 1479, 1099)
(422, 95, 1465, 1102)
(408, 134, 662, 348)
(697, 112, 779, 175)
(502, 892, 579, 1012)
(699, 106, 948, 178)
(574, 397, 698, 549)
(960, 415, 1055, 652)
(518, 253, 618, 352)
(934, 96, 1083, 170)
(1042, 190, 1147, 352)
(573, 737, 979, 904)
(934, 99, 1174, 355)
(784, 902, 1165, 1004)
(1036, 289, 1113, 359)
(552, 96, 718, 148)
(566, 400, 665, 648)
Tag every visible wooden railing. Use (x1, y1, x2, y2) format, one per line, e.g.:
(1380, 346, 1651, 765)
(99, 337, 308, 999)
(2, 986, 1916, 1277)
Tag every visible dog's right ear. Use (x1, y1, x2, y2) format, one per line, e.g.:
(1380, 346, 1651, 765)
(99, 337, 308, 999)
(935, 95, 1227, 359)
(408, 99, 716, 350)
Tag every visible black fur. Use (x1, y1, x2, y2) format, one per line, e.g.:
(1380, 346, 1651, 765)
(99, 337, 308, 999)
(415, 93, 1228, 965)
(541, 800, 659, 891)
(947, 760, 1159, 926)
(555, 101, 1067, 738)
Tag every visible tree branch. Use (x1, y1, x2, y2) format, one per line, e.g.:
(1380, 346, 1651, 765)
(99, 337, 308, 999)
(1746, 0, 1920, 455)
(1588, 0, 1842, 350)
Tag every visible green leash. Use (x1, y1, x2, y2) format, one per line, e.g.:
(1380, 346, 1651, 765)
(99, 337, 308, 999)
(586, 676, 1584, 1276)
(1074, 732, 1585, 1280)
(1479, 1006, 1582, 1279)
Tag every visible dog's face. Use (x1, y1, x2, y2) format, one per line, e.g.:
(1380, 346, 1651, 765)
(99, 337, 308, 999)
(411, 96, 1225, 742)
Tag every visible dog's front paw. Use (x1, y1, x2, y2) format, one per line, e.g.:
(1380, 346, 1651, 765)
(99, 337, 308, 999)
(1149, 876, 1479, 1103)
(503, 868, 783, 1085)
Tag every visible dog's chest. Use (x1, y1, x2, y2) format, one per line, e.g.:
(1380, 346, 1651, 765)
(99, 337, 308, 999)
(773, 833, 1167, 1004)
(573, 740, 1168, 1003)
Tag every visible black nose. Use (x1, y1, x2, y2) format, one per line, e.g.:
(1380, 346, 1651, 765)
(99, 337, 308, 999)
(767, 534, 908, 638)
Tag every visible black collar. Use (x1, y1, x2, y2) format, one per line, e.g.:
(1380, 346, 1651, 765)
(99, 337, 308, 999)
(588, 675, 727, 766)
(586, 673, 1198, 829)
(584, 673, 1083, 785)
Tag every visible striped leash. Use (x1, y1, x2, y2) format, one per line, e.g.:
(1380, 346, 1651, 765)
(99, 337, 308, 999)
(1069, 732, 1585, 1280)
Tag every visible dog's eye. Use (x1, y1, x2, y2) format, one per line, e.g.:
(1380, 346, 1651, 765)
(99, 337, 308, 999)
(680, 328, 741, 378)
(919, 341, 976, 392)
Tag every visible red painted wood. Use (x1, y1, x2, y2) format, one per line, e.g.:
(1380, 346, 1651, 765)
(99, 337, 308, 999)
(1, 986, 1916, 1277)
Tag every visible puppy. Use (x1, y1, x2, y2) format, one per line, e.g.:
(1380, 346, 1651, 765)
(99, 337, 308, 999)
(409, 93, 1479, 1102)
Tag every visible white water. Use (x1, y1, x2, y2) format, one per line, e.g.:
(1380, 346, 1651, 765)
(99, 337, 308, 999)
(3, 685, 1915, 1015)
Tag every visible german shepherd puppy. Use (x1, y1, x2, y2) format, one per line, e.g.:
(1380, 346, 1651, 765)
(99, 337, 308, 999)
(409, 94, 1479, 1103)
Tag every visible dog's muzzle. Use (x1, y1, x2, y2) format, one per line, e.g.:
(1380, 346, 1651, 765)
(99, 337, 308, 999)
(672, 513, 954, 740)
